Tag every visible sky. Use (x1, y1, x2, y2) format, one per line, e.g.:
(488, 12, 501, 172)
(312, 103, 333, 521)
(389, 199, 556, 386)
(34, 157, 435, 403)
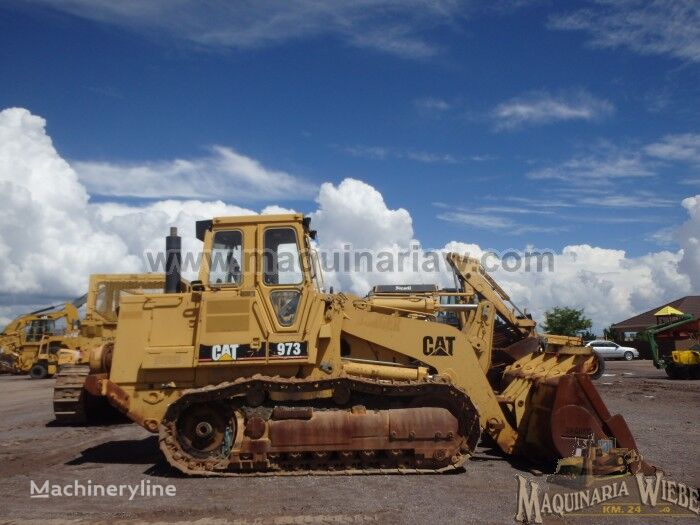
(0, 0, 699, 332)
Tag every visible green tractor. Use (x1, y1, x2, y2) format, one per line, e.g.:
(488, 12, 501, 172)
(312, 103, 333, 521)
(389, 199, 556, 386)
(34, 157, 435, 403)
(639, 313, 699, 379)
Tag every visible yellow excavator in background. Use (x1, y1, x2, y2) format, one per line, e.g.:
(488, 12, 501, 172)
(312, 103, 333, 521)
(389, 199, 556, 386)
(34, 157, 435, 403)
(79, 215, 651, 476)
(0, 300, 83, 375)
(28, 274, 174, 381)
(0, 312, 36, 373)
(51, 273, 190, 422)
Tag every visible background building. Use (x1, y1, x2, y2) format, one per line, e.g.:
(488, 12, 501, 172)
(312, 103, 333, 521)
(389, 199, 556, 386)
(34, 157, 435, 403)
(611, 296, 700, 359)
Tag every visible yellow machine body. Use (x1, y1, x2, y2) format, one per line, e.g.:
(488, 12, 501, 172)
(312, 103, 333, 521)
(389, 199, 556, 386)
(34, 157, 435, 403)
(84, 214, 651, 476)
(0, 304, 80, 374)
(29, 274, 173, 380)
(49, 274, 189, 422)
(671, 349, 700, 366)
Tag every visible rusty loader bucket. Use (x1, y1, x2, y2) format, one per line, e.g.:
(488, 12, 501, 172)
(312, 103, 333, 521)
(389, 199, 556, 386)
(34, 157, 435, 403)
(500, 350, 655, 475)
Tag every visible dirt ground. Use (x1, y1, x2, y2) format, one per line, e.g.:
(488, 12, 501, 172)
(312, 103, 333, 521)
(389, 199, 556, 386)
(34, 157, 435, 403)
(0, 360, 697, 525)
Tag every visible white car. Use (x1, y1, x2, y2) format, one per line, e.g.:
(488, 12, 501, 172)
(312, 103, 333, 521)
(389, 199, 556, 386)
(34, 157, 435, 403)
(585, 340, 639, 361)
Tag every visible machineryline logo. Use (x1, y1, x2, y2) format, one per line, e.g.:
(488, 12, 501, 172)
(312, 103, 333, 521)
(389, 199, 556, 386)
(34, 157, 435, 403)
(30, 479, 176, 500)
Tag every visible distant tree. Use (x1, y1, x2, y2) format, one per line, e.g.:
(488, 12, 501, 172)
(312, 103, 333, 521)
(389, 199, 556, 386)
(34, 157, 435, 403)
(579, 330, 597, 342)
(603, 324, 616, 341)
(542, 307, 593, 337)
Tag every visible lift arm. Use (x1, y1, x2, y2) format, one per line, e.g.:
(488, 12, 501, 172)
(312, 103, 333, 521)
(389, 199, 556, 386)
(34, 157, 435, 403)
(446, 253, 536, 337)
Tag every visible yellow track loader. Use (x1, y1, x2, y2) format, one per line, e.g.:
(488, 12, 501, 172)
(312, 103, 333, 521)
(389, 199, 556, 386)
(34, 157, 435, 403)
(81, 215, 652, 476)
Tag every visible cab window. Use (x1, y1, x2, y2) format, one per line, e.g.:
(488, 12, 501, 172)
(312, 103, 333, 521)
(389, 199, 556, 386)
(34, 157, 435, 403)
(437, 293, 460, 328)
(209, 230, 244, 285)
(94, 283, 121, 321)
(25, 319, 55, 342)
(53, 317, 68, 335)
(263, 228, 302, 285)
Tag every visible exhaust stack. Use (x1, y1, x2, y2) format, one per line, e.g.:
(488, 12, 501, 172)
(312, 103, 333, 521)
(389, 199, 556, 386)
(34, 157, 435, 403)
(165, 226, 181, 294)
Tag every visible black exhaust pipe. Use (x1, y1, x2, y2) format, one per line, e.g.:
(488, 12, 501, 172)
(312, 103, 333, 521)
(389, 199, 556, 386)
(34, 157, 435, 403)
(165, 226, 181, 294)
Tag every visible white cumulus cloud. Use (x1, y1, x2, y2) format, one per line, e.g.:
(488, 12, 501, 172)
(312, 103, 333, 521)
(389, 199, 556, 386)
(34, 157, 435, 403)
(0, 107, 300, 320)
(0, 107, 698, 335)
(0, 108, 139, 301)
(678, 195, 700, 290)
(488, 245, 691, 332)
(311, 178, 413, 251)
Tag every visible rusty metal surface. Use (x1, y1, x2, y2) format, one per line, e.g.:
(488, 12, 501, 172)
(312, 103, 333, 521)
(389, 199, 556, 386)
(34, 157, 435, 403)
(271, 406, 312, 420)
(158, 374, 480, 476)
(499, 336, 540, 362)
(83, 371, 107, 397)
(549, 373, 656, 475)
(267, 407, 458, 451)
(103, 378, 131, 416)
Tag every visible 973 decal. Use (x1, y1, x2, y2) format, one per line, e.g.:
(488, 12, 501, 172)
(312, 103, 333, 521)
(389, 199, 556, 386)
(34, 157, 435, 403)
(198, 341, 308, 362)
(268, 341, 308, 359)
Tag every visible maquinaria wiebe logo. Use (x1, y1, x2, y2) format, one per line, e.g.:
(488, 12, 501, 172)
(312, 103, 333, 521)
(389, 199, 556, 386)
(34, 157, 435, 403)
(515, 472, 699, 523)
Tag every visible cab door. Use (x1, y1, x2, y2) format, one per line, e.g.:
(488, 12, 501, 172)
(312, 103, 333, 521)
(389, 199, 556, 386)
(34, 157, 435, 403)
(255, 225, 315, 363)
(195, 228, 266, 369)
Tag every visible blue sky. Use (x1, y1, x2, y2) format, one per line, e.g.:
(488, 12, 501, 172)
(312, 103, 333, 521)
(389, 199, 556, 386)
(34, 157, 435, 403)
(1, 0, 699, 255)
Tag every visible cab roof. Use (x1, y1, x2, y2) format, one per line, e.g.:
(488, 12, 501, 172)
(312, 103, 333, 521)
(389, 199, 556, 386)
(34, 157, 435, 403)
(196, 214, 306, 241)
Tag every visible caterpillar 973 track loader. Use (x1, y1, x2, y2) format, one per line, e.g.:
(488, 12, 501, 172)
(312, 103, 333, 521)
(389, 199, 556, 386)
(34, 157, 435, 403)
(82, 214, 653, 476)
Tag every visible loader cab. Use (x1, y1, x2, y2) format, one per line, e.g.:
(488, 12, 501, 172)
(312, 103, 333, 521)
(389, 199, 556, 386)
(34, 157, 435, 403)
(197, 213, 319, 302)
(191, 214, 322, 369)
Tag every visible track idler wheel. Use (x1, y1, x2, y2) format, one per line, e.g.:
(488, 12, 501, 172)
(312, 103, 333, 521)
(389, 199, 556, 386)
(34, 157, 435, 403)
(176, 403, 234, 459)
